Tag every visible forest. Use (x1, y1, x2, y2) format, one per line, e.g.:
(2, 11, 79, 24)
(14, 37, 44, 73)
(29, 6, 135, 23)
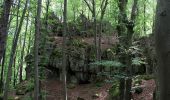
(0, 0, 169, 100)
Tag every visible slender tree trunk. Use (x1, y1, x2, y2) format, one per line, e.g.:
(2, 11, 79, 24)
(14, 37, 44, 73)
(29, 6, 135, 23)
(13, 54, 17, 87)
(45, 0, 50, 31)
(92, 0, 98, 61)
(155, 0, 170, 99)
(27, 24, 33, 54)
(12, 0, 21, 85)
(143, 0, 146, 35)
(14, 0, 21, 40)
(3, 0, 29, 99)
(19, 12, 29, 83)
(119, 78, 125, 100)
(0, 0, 13, 63)
(0, 49, 6, 92)
(62, 0, 68, 99)
(99, 0, 108, 61)
(34, 0, 42, 99)
(83, 0, 98, 61)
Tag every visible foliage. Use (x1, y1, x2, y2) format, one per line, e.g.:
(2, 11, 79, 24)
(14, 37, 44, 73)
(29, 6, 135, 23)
(134, 75, 154, 81)
(16, 79, 34, 95)
(132, 57, 146, 66)
(0, 0, 157, 95)
(69, 39, 86, 48)
(90, 60, 125, 68)
(109, 79, 120, 97)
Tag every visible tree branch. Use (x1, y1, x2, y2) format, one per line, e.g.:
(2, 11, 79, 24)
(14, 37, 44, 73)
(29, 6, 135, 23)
(83, 0, 93, 13)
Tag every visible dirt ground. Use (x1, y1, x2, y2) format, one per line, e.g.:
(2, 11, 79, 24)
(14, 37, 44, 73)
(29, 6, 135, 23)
(42, 79, 112, 100)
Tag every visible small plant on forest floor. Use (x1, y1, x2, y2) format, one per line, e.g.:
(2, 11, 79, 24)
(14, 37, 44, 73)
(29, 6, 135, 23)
(0, 93, 3, 99)
(16, 79, 34, 95)
(109, 79, 120, 97)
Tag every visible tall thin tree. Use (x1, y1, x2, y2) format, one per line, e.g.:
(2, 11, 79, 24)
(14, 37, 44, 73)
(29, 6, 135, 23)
(34, 0, 42, 99)
(62, 0, 68, 99)
(19, 12, 29, 83)
(0, 0, 13, 66)
(83, 0, 98, 61)
(99, 0, 109, 61)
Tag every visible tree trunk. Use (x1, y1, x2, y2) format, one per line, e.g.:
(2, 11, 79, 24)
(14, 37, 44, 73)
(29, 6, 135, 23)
(13, 54, 17, 87)
(34, 0, 42, 99)
(27, 24, 33, 54)
(19, 12, 29, 83)
(117, 0, 138, 99)
(92, 0, 98, 61)
(155, 0, 170, 99)
(0, 0, 13, 62)
(124, 0, 138, 100)
(124, 78, 132, 100)
(0, 49, 6, 93)
(119, 78, 125, 100)
(62, 0, 68, 99)
(99, 0, 108, 61)
(83, 0, 98, 61)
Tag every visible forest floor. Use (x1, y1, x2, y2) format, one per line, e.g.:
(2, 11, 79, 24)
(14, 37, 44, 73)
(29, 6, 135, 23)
(9, 79, 155, 100)
(41, 79, 155, 100)
(132, 79, 156, 100)
(41, 79, 112, 100)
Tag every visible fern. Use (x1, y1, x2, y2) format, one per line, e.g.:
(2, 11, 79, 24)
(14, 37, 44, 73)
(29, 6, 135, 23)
(90, 60, 125, 68)
(132, 57, 146, 66)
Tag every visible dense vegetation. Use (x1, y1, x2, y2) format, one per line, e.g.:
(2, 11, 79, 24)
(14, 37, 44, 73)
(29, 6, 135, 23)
(1, 0, 167, 100)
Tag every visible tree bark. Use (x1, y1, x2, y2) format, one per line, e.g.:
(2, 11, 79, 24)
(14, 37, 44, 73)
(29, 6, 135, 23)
(0, 49, 6, 92)
(13, 54, 17, 87)
(83, 0, 98, 61)
(0, 0, 13, 68)
(62, 0, 68, 99)
(155, 0, 170, 99)
(117, 0, 138, 99)
(99, 0, 109, 61)
(34, 0, 42, 99)
(19, 13, 29, 83)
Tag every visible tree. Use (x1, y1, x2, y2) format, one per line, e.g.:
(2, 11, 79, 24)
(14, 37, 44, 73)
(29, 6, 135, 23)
(0, 0, 13, 63)
(0, 1, 13, 89)
(155, 0, 170, 99)
(116, 0, 138, 99)
(0, 49, 5, 92)
(19, 12, 29, 83)
(3, 0, 29, 99)
(62, 0, 68, 99)
(34, 0, 42, 99)
(83, 0, 98, 61)
(99, 0, 109, 61)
